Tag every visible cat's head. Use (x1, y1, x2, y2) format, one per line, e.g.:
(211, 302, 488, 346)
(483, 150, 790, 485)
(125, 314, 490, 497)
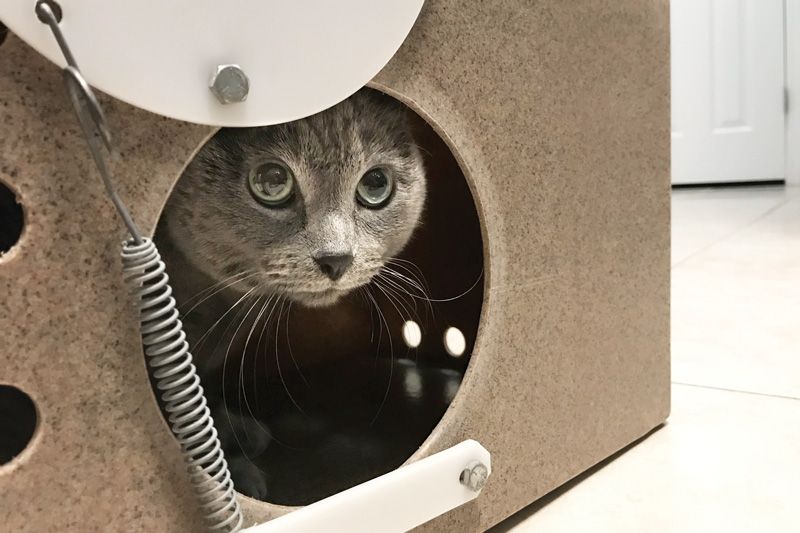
(165, 89, 426, 307)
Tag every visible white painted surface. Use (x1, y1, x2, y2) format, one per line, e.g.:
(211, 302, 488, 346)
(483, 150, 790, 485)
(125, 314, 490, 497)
(244, 440, 491, 533)
(785, 0, 800, 185)
(0, 1, 423, 127)
(671, 0, 785, 184)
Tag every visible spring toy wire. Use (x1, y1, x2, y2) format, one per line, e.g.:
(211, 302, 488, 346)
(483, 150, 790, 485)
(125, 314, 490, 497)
(121, 238, 243, 532)
(34, 1, 243, 530)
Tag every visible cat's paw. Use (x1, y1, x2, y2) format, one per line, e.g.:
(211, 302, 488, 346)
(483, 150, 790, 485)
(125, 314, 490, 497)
(228, 455, 269, 500)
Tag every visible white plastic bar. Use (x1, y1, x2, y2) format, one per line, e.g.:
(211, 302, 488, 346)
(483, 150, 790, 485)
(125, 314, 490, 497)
(243, 440, 491, 533)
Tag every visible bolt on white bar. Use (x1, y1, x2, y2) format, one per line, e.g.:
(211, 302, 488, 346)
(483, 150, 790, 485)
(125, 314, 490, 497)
(242, 439, 491, 533)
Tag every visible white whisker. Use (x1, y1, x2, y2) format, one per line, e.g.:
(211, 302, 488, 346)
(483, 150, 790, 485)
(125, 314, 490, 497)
(181, 271, 259, 316)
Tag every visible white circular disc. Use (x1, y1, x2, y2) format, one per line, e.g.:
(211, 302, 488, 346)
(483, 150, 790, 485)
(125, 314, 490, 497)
(0, 1, 424, 126)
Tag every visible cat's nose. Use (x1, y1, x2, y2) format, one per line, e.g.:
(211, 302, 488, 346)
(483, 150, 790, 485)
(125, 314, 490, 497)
(313, 253, 353, 281)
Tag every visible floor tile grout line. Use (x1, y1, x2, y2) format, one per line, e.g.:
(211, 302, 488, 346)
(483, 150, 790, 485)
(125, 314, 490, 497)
(671, 193, 794, 269)
(671, 380, 800, 401)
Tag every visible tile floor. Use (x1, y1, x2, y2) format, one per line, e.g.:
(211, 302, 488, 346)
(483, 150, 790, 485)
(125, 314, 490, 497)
(492, 185, 800, 533)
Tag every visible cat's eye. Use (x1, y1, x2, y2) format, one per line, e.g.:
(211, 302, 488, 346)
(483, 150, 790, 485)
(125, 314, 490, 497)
(248, 162, 295, 206)
(356, 169, 393, 208)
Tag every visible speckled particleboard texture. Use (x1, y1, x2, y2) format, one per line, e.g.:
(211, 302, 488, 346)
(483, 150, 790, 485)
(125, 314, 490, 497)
(0, 1, 670, 531)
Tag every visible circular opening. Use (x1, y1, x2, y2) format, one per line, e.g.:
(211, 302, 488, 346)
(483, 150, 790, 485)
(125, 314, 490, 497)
(0, 179, 25, 257)
(153, 87, 484, 505)
(0, 385, 39, 465)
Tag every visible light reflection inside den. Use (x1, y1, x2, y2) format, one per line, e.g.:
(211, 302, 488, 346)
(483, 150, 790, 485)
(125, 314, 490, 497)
(444, 327, 466, 357)
(402, 320, 422, 348)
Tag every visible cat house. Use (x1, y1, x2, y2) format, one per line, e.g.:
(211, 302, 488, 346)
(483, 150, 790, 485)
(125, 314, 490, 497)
(0, 1, 669, 531)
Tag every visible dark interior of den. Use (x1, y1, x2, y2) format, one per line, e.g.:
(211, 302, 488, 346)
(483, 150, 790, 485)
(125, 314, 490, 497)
(153, 98, 484, 506)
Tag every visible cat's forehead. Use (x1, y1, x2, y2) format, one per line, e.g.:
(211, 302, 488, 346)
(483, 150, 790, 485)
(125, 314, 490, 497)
(242, 93, 409, 167)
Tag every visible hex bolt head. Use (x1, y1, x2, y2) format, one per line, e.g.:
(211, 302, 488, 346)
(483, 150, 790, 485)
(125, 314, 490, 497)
(209, 64, 249, 104)
(460, 461, 489, 492)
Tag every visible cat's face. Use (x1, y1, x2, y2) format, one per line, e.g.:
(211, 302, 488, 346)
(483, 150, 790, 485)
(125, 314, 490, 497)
(165, 90, 426, 307)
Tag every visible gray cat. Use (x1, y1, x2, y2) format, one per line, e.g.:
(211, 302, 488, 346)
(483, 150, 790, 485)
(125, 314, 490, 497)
(157, 88, 426, 499)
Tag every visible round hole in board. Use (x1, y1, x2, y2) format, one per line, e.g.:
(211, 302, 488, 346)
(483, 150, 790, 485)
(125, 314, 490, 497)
(0, 179, 25, 257)
(0, 385, 39, 466)
(153, 86, 485, 506)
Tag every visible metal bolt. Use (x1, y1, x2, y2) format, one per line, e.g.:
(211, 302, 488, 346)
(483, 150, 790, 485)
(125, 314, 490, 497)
(460, 461, 489, 492)
(209, 64, 249, 104)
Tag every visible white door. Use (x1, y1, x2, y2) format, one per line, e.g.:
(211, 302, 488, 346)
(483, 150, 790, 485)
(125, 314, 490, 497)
(671, 0, 785, 184)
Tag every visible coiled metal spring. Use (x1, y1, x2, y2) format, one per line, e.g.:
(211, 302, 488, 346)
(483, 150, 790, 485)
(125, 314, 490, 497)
(35, 2, 245, 529)
(121, 237, 243, 532)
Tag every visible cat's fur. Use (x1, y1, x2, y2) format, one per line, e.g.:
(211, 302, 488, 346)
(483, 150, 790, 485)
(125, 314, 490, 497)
(163, 89, 426, 308)
(158, 88, 426, 499)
